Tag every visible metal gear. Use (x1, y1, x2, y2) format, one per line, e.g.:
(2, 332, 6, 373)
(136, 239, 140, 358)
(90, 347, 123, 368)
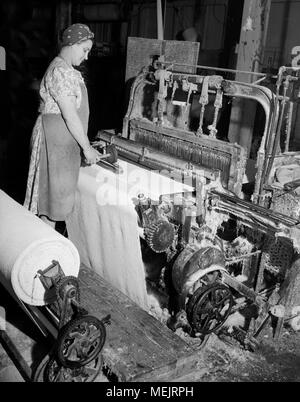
(145, 220, 175, 253)
(55, 276, 80, 303)
(54, 276, 82, 329)
(55, 315, 106, 369)
(33, 354, 103, 382)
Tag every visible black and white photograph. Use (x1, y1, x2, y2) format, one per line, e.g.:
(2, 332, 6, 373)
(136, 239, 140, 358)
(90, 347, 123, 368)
(0, 0, 299, 385)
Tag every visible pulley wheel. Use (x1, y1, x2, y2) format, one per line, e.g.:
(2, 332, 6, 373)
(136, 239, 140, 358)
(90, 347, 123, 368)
(186, 283, 233, 335)
(55, 315, 106, 369)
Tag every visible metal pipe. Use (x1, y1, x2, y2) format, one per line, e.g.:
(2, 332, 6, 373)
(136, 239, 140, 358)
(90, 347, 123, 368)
(209, 189, 297, 226)
(264, 76, 290, 181)
(285, 101, 294, 152)
(160, 60, 273, 78)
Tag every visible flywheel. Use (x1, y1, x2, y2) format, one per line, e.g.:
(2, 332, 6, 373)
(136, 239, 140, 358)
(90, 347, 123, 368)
(55, 315, 106, 369)
(186, 283, 233, 335)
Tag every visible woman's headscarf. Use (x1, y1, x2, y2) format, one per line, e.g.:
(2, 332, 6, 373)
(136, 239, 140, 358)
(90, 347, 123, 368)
(61, 23, 94, 46)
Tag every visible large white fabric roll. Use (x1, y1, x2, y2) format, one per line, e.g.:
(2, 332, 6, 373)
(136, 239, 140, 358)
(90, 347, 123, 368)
(0, 190, 80, 306)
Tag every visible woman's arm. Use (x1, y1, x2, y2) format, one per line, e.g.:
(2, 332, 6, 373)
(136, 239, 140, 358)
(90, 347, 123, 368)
(57, 95, 101, 164)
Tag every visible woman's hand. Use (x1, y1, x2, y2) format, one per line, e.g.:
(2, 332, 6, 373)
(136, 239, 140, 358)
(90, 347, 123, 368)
(58, 97, 101, 164)
(83, 145, 101, 165)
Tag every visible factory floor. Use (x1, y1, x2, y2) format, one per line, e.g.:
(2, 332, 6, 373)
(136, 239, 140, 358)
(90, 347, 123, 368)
(0, 283, 47, 382)
(0, 280, 300, 383)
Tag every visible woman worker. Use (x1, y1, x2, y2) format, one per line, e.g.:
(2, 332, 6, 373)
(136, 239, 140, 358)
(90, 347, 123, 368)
(24, 23, 101, 228)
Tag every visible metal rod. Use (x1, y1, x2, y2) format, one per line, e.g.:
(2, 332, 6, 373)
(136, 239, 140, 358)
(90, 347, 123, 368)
(225, 250, 262, 264)
(210, 189, 297, 226)
(284, 101, 293, 152)
(253, 76, 267, 85)
(264, 78, 289, 180)
(160, 60, 274, 78)
(0, 330, 32, 382)
(253, 313, 271, 338)
(222, 273, 264, 305)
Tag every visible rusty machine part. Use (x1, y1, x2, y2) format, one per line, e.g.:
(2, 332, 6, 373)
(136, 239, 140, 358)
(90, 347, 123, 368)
(33, 261, 110, 382)
(186, 283, 234, 335)
(170, 243, 231, 334)
(136, 194, 176, 254)
(144, 220, 175, 253)
(135, 190, 235, 335)
(172, 244, 226, 296)
(33, 353, 103, 383)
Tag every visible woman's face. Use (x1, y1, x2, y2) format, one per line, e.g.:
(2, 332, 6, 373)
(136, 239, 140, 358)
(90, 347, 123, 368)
(71, 39, 93, 66)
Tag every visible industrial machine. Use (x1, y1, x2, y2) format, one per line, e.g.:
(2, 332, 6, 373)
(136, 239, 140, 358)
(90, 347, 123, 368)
(94, 62, 300, 347)
(31, 261, 110, 382)
(2, 60, 300, 383)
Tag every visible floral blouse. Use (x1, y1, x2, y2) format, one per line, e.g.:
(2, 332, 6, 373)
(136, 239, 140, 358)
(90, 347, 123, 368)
(39, 56, 85, 114)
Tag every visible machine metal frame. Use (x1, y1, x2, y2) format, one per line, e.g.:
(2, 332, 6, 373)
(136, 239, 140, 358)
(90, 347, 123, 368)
(96, 62, 300, 346)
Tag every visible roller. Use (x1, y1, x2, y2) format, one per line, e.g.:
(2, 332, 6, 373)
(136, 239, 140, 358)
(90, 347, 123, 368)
(0, 190, 80, 306)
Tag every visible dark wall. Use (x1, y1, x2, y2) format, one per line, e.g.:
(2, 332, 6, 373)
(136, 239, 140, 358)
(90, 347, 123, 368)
(86, 54, 126, 136)
(219, 0, 244, 70)
(0, 0, 56, 203)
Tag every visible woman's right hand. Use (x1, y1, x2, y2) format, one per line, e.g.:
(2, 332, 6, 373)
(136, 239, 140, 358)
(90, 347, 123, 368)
(83, 145, 101, 165)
